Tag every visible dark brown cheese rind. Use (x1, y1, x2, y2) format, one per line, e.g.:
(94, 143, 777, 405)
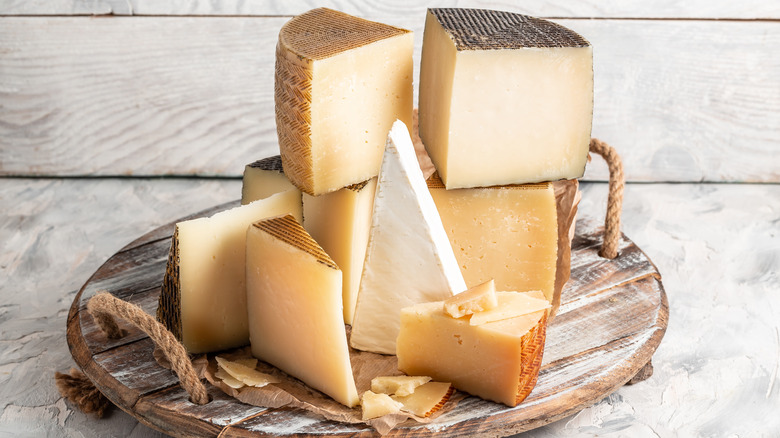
(247, 155, 284, 173)
(429, 8, 589, 50)
(157, 227, 182, 342)
(515, 310, 548, 406)
(252, 214, 339, 270)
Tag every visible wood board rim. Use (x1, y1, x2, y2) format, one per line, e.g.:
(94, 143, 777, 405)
(66, 202, 668, 437)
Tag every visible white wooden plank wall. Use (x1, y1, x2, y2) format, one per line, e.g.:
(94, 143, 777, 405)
(1, 2, 778, 182)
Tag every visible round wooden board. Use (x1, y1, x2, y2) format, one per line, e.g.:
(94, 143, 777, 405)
(66, 201, 668, 437)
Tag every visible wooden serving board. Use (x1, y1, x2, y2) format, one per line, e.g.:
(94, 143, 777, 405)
(66, 201, 668, 437)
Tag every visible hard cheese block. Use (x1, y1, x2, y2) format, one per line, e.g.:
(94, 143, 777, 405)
(418, 8, 593, 189)
(157, 190, 302, 354)
(241, 155, 300, 205)
(303, 178, 377, 324)
(246, 214, 359, 407)
(427, 173, 559, 303)
(396, 291, 549, 407)
(275, 7, 414, 196)
(351, 120, 466, 355)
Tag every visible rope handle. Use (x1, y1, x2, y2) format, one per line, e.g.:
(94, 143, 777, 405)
(588, 138, 625, 259)
(87, 292, 209, 405)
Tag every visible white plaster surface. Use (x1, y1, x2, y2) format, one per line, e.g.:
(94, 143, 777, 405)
(1, 179, 778, 436)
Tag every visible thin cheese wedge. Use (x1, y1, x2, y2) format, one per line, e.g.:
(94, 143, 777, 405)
(350, 120, 467, 355)
(443, 279, 497, 318)
(392, 381, 454, 417)
(215, 367, 245, 389)
(275, 8, 414, 195)
(419, 8, 593, 189)
(241, 155, 300, 205)
(371, 376, 431, 397)
(469, 291, 551, 326)
(215, 357, 279, 388)
(361, 391, 404, 420)
(246, 214, 359, 407)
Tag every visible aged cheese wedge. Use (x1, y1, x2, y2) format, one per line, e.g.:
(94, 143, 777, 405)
(156, 190, 302, 354)
(241, 155, 300, 205)
(371, 376, 431, 397)
(275, 8, 414, 195)
(418, 8, 593, 189)
(246, 214, 359, 407)
(428, 173, 559, 303)
(391, 381, 454, 417)
(350, 120, 467, 355)
(215, 356, 279, 388)
(443, 279, 497, 318)
(361, 391, 404, 420)
(468, 291, 551, 326)
(396, 292, 549, 407)
(302, 178, 377, 324)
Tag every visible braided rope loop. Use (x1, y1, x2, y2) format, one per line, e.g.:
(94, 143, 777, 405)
(588, 138, 625, 259)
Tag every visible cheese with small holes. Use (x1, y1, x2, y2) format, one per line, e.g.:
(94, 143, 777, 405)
(156, 190, 302, 354)
(246, 214, 359, 407)
(350, 121, 466, 355)
(302, 178, 377, 324)
(241, 155, 300, 205)
(275, 7, 414, 196)
(427, 173, 558, 303)
(418, 8, 593, 189)
(396, 291, 549, 407)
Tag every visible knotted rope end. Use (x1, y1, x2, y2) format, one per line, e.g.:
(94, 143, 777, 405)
(54, 368, 112, 418)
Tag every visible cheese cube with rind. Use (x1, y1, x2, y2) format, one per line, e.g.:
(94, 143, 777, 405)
(396, 292, 549, 407)
(275, 8, 414, 195)
(371, 376, 431, 397)
(419, 8, 593, 189)
(443, 279, 497, 318)
(468, 291, 550, 325)
(156, 190, 302, 354)
(351, 121, 467, 355)
(427, 174, 558, 303)
(246, 214, 359, 407)
(391, 381, 454, 417)
(361, 391, 404, 420)
(241, 155, 300, 205)
(303, 178, 377, 324)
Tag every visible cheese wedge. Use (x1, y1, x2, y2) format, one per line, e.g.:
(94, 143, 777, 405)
(215, 356, 279, 388)
(418, 8, 593, 189)
(246, 214, 359, 407)
(391, 381, 454, 417)
(396, 291, 549, 407)
(468, 291, 551, 326)
(275, 8, 414, 195)
(157, 190, 302, 354)
(443, 279, 497, 318)
(361, 391, 403, 420)
(351, 120, 467, 355)
(371, 376, 431, 397)
(241, 155, 300, 205)
(427, 173, 559, 303)
(302, 178, 377, 324)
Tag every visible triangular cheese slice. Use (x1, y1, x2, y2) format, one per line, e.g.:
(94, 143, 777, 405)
(468, 291, 551, 325)
(350, 120, 467, 355)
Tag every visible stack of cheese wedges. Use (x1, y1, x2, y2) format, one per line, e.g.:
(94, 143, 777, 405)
(156, 6, 592, 414)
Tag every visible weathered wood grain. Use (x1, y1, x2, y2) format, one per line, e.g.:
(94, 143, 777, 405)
(2, 0, 779, 19)
(65, 203, 667, 437)
(1, 17, 778, 182)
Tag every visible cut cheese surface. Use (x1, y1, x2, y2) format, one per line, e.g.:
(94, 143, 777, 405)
(418, 8, 593, 189)
(391, 381, 454, 417)
(371, 375, 431, 397)
(303, 178, 377, 324)
(241, 155, 300, 205)
(275, 8, 414, 195)
(361, 391, 403, 420)
(350, 120, 467, 355)
(156, 190, 302, 354)
(443, 279, 497, 318)
(246, 214, 359, 407)
(428, 174, 558, 303)
(468, 291, 551, 326)
(396, 293, 549, 407)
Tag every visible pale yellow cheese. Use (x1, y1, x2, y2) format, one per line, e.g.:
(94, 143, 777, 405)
(361, 391, 403, 420)
(427, 174, 558, 303)
(158, 190, 303, 354)
(241, 155, 300, 205)
(391, 381, 454, 417)
(302, 178, 377, 324)
(275, 8, 414, 195)
(246, 214, 359, 407)
(396, 292, 549, 407)
(468, 291, 550, 326)
(443, 279, 497, 318)
(215, 356, 279, 388)
(371, 376, 431, 397)
(419, 8, 593, 189)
